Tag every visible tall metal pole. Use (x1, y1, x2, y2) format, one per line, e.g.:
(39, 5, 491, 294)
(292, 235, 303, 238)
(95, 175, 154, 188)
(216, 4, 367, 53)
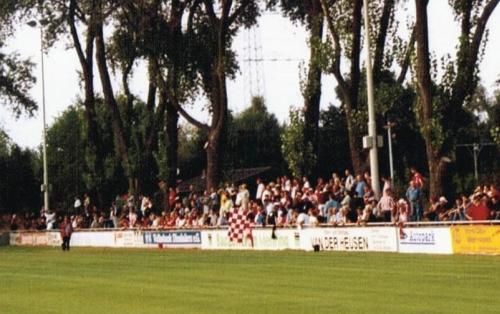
(387, 123, 394, 181)
(473, 144, 479, 183)
(363, 0, 381, 199)
(39, 25, 49, 212)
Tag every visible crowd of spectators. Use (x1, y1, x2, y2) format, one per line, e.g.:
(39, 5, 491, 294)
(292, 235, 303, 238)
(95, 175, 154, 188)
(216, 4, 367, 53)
(2, 167, 499, 232)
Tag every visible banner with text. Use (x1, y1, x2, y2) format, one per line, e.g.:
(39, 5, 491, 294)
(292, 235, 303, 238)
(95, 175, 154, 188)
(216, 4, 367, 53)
(398, 227, 452, 254)
(451, 225, 500, 255)
(143, 231, 202, 248)
(300, 227, 398, 252)
(201, 228, 301, 250)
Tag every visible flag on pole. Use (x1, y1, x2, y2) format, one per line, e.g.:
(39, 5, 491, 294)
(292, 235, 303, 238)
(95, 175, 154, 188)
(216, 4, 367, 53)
(228, 208, 253, 246)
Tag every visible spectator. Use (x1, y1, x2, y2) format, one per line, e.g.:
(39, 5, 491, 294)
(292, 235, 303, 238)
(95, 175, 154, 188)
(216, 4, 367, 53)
(410, 167, 424, 189)
(466, 194, 490, 221)
(406, 180, 423, 221)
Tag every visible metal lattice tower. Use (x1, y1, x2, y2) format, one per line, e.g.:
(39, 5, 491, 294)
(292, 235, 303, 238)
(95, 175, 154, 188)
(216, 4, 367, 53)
(241, 24, 266, 107)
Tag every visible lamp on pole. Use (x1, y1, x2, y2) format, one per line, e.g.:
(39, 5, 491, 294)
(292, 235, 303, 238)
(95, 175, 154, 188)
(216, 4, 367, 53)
(362, 0, 381, 199)
(28, 20, 49, 213)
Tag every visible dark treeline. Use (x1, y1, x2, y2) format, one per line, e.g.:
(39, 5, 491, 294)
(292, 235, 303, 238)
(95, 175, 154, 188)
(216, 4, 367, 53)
(0, 0, 499, 213)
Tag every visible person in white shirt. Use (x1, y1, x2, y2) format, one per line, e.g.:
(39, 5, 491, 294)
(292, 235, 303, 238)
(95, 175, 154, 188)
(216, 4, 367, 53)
(73, 197, 82, 212)
(344, 169, 355, 191)
(255, 178, 265, 201)
(44, 210, 56, 230)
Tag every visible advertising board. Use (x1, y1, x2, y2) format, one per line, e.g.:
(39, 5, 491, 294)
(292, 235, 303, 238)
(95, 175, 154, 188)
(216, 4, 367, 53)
(143, 231, 202, 248)
(201, 228, 301, 250)
(451, 225, 500, 255)
(300, 227, 398, 252)
(398, 227, 452, 254)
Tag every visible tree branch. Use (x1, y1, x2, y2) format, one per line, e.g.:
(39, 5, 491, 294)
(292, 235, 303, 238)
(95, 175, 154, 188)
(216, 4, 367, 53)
(153, 59, 210, 131)
(319, 0, 347, 91)
(397, 25, 415, 85)
(68, 0, 88, 72)
(202, 0, 217, 27)
(373, 0, 395, 80)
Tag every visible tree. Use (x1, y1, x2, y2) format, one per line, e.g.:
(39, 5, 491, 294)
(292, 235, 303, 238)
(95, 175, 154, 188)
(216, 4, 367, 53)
(0, 129, 40, 213)
(317, 105, 350, 177)
(281, 107, 316, 178)
(269, 0, 324, 178)
(319, 0, 413, 174)
(0, 1, 37, 116)
(176, 0, 262, 190)
(413, 0, 499, 196)
(226, 96, 285, 177)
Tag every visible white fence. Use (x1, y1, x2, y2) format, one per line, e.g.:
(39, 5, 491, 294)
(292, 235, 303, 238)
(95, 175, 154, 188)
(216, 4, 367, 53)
(7, 223, 500, 255)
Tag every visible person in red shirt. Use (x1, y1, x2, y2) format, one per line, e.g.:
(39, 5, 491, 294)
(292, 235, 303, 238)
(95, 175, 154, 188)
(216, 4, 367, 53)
(410, 167, 424, 189)
(60, 216, 74, 251)
(466, 195, 490, 221)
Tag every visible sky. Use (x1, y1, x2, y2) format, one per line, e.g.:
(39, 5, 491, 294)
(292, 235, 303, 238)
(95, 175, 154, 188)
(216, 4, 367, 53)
(1, 2, 499, 149)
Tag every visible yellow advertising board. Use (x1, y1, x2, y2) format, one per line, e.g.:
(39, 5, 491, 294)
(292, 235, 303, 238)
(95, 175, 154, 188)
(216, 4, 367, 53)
(451, 225, 500, 255)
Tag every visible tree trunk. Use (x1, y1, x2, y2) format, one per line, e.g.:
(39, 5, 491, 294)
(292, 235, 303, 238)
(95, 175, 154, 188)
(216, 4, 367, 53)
(165, 99, 179, 188)
(303, 2, 323, 178)
(206, 127, 221, 191)
(415, 0, 443, 197)
(95, 22, 134, 195)
(344, 102, 364, 175)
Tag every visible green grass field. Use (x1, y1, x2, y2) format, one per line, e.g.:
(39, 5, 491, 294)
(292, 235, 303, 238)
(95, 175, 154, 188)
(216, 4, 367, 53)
(0, 247, 499, 314)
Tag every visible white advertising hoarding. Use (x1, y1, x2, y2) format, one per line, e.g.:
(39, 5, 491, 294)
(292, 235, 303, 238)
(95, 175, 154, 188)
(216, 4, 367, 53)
(201, 228, 301, 250)
(300, 227, 398, 252)
(398, 227, 453, 254)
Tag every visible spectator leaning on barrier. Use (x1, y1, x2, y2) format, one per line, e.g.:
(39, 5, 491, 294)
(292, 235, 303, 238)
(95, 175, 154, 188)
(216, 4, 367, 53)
(377, 188, 396, 223)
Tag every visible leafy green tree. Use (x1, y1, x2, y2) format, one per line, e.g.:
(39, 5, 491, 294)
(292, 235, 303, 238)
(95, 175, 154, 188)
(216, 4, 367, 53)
(177, 0, 262, 190)
(226, 96, 285, 178)
(414, 0, 499, 196)
(317, 105, 350, 177)
(0, 1, 37, 116)
(0, 130, 40, 213)
(281, 107, 316, 178)
(268, 0, 324, 177)
(320, 0, 412, 174)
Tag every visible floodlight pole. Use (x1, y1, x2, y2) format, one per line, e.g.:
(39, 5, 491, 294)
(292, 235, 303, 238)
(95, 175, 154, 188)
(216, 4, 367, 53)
(385, 121, 395, 181)
(28, 20, 49, 212)
(363, 0, 381, 199)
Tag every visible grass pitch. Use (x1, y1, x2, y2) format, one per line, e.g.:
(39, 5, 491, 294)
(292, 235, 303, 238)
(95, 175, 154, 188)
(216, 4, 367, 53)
(0, 247, 499, 314)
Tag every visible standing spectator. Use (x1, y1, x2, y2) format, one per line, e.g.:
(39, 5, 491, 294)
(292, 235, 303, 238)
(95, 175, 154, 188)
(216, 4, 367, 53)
(381, 177, 392, 196)
(354, 175, 366, 199)
(60, 216, 73, 251)
(410, 167, 424, 189)
(466, 194, 490, 221)
(236, 184, 250, 210)
(255, 178, 265, 202)
(128, 208, 137, 228)
(44, 210, 56, 230)
(397, 199, 410, 223)
(406, 180, 423, 221)
(377, 188, 396, 222)
(344, 169, 355, 192)
(74, 196, 82, 213)
(83, 193, 91, 212)
(168, 188, 177, 210)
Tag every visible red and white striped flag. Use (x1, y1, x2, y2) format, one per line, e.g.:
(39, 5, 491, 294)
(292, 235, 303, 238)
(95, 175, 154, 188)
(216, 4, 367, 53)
(228, 208, 253, 246)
